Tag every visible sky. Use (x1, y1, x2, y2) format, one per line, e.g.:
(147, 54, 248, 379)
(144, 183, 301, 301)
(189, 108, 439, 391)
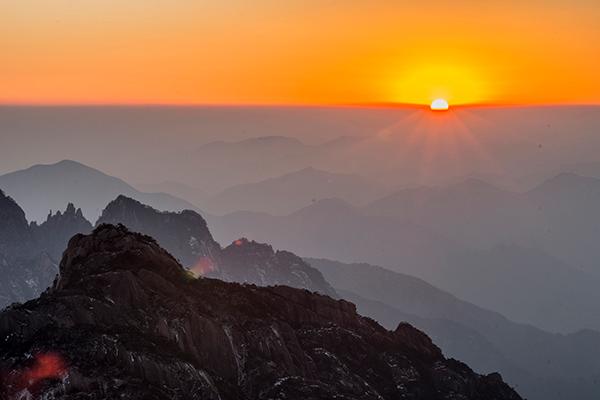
(1, 0, 599, 106)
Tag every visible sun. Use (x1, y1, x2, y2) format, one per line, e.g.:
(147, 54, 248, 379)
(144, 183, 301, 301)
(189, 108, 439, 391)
(430, 98, 449, 111)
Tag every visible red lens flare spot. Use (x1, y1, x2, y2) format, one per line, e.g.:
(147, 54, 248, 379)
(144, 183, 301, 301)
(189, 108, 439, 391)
(22, 352, 67, 385)
(190, 256, 216, 277)
(3, 352, 68, 397)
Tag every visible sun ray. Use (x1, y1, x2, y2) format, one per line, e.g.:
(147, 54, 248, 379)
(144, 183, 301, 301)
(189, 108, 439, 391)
(371, 107, 511, 188)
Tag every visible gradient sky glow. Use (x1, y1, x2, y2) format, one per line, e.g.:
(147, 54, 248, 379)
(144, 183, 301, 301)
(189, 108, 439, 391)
(2, 1, 599, 105)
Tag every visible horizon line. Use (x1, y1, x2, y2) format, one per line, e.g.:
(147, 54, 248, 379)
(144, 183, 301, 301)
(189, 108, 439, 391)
(1, 101, 600, 109)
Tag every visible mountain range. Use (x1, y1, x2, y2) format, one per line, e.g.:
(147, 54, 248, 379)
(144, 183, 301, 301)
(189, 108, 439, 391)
(3, 157, 600, 399)
(176, 135, 362, 194)
(5, 160, 600, 333)
(208, 174, 600, 333)
(3, 184, 600, 398)
(0, 189, 336, 311)
(3, 106, 600, 192)
(203, 167, 389, 215)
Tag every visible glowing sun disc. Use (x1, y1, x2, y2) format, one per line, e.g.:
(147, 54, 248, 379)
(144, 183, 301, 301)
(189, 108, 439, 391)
(430, 99, 449, 111)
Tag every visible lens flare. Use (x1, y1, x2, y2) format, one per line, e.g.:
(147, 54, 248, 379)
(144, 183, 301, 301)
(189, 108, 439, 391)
(2, 352, 68, 397)
(189, 256, 216, 277)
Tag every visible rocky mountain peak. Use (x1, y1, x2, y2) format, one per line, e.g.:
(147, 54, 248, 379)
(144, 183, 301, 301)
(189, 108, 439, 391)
(394, 321, 443, 360)
(0, 189, 34, 257)
(219, 238, 338, 297)
(0, 225, 522, 400)
(223, 237, 274, 257)
(54, 223, 185, 291)
(45, 203, 83, 222)
(65, 202, 76, 214)
(0, 189, 29, 229)
(98, 195, 221, 267)
(98, 196, 337, 296)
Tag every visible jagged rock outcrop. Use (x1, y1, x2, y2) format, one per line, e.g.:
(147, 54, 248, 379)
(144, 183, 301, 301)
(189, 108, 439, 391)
(97, 195, 336, 296)
(0, 191, 92, 310)
(32, 203, 93, 261)
(0, 224, 522, 400)
(219, 238, 337, 298)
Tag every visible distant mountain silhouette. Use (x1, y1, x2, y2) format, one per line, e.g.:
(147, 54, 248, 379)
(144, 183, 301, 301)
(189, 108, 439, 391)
(205, 167, 388, 215)
(363, 173, 600, 278)
(0, 160, 199, 222)
(363, 178, 529, 248)
(134, 180, 208, 208)
(3, 106, 600, 192)
(559, 161, 600, 180)
(308, 258, 600, 400)
(207, 198, 456, 281)
(184, 135, 362, 193)
(440, 244, 600, 333)
(208, 173, 600, 333)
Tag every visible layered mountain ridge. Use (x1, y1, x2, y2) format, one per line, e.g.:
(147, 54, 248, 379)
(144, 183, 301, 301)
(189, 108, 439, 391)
(308, 258, 600, 400)
(209, 173, 600, 334)
(0, 190, 336, 310)
(0, 160, 199, 223)
(2, 181, 599, 399)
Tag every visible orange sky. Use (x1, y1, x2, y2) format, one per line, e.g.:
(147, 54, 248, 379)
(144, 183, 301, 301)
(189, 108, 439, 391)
(1, 1, 599, 106)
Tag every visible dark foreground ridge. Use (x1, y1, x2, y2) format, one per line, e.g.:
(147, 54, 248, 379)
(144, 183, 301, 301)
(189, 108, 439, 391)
(0, 224, 521, 400)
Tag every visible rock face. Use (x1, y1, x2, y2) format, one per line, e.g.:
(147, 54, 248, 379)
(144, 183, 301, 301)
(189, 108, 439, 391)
(0, 251, 58, 312)
(97, 195, 222, 268)
(0, 224, 522, 400)
(97, 195, 335, 296)
(219, 238, 337, 298)
(0, 190, 55, 309)
(0, 190, 92, 310)
(0, 189, 33, 257)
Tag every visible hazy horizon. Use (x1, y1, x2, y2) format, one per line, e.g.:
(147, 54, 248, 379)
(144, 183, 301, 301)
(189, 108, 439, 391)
(2, 104, 599, 192)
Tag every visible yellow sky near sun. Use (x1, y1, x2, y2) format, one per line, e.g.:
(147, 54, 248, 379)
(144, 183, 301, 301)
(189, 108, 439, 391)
(1, 0, 599, 105)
